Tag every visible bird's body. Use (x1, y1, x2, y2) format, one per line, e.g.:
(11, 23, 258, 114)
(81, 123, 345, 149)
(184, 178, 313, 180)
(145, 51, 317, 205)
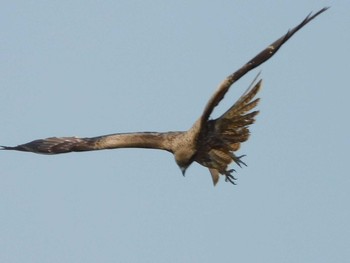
(1, 8, 328, 185)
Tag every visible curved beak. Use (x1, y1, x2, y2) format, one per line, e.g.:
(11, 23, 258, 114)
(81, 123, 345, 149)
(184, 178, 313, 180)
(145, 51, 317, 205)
(180, 167, 187, 176)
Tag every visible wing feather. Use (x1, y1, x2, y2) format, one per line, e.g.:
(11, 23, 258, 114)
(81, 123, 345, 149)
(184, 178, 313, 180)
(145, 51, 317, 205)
(1, 132, 180, 154)
(1, 137, 97, 154)
(199, 7, 328, 127)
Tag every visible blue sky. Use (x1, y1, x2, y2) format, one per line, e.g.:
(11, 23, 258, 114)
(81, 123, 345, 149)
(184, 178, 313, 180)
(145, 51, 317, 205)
(1, 1, 349, 262)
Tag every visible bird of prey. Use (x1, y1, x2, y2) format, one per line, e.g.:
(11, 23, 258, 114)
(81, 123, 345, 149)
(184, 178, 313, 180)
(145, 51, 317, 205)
(1, 8, 328, 185)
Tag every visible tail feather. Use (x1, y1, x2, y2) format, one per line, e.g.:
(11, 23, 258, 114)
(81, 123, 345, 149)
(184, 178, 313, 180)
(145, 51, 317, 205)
(209, 168, 220, 186)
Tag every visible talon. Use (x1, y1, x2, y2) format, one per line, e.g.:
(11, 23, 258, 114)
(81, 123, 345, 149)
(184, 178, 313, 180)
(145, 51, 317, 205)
(234, 155, 247, 167)
(224, 170, 237, 185)
(225, 176, 237, 185)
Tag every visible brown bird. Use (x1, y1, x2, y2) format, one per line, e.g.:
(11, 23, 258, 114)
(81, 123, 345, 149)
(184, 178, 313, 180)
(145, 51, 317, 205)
(1, 8, 328, 185)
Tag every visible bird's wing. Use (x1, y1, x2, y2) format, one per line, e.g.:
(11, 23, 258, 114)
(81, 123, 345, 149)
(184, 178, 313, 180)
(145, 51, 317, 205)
(0, 132, 181, 154)
(199, 7, 328, 128)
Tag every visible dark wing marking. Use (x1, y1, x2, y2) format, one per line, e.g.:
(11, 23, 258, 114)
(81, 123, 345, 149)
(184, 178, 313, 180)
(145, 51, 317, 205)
(1, 137, 98, 154)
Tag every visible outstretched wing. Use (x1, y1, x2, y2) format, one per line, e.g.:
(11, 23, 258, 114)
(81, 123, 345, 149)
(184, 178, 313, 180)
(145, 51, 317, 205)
(0, 132, 180, 154)
(199, 7, 328, 127)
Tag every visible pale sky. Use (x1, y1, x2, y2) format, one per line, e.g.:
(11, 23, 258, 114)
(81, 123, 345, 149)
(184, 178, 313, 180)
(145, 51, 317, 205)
(1, 1, 349, 262)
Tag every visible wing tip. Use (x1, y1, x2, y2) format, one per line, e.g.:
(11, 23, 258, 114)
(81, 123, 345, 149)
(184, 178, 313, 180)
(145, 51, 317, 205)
(0, 145, 12, 150)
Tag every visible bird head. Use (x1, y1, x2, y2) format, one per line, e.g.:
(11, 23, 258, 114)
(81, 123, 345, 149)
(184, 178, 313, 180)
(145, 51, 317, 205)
(174, 149, 194, 176)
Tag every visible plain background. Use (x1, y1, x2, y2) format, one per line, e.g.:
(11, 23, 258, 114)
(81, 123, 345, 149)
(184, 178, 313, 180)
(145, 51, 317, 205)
(1, 1, 349, 262)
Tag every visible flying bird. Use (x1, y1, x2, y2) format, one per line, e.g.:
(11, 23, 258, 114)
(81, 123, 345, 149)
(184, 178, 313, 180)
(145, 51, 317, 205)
(1, 8, 328, 185)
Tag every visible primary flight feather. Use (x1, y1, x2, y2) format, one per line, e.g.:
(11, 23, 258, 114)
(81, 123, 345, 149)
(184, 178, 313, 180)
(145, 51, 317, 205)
(1, 8, 328, 185)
